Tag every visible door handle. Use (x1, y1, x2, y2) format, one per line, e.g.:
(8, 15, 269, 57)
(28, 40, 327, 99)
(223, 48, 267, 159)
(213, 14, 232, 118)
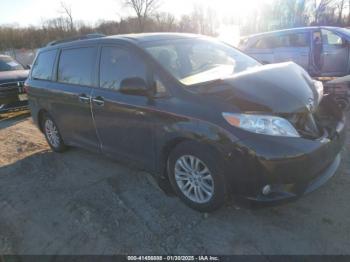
(92, 96, 105, 106)
(78, 94, 90, 103)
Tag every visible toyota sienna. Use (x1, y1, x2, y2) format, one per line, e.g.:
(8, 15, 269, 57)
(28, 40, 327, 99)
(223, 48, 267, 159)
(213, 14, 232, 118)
(26, 33, 346, 211)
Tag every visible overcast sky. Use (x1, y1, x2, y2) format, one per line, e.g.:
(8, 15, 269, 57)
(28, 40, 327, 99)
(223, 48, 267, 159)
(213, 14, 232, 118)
(0, 0, 271, 27)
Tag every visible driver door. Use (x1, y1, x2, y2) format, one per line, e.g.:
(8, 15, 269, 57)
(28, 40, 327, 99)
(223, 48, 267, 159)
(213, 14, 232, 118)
(91, 45, 155, 170)
(321, 29, 349, 76)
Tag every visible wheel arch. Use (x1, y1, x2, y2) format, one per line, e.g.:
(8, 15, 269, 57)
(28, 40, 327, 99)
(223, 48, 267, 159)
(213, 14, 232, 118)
(159, 136, 227, 180)
(37, 108, 49, 132)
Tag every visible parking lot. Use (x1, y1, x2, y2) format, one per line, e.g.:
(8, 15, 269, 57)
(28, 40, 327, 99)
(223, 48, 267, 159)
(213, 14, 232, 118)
(0, 111, 350, 255)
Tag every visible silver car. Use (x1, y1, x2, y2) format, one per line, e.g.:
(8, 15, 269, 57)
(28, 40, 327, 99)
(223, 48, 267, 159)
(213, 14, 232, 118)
(239, 26, 350, 77)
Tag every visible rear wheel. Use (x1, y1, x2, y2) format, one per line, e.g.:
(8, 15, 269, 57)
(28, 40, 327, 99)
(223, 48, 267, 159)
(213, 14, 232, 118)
(42, 113, 67, 153)
(168, 141, 226, 212)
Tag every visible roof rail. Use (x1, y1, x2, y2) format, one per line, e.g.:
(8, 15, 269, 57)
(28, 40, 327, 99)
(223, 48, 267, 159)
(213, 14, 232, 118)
(46, 33, 106, 47)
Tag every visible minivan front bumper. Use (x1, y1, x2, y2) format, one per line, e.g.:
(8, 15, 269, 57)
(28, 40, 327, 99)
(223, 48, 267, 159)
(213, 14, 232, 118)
(0, 81, 28, 112)
(225, 113, 346, 203)
(246, 153, 341, 203)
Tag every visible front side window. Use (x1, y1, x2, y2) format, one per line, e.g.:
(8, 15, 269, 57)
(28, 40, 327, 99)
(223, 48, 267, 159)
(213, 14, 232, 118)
(144, 38, 259, 86)
(58, 47, 96, 86)
(31, 50, 57, 80)
(0, 56, 24, 72)
(99, 46, 147, 90)
(322, 29, 344, 46)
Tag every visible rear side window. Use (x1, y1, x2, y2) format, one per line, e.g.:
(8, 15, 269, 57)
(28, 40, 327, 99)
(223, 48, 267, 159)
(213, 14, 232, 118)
(252, 33, 309, 49)
(289, 33, 309, 47)
(58, 47, 97, 86)
(31, 50, 57, 80)
(99, 46, 147, 90)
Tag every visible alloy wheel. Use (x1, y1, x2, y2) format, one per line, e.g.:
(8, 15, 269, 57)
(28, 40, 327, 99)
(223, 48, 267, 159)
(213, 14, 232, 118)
(174, 155, 214, 204)
(45, 119, 60, 148)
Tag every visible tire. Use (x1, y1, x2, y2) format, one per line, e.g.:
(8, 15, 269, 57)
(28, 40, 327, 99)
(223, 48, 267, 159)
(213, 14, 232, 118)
(167, 141, 227, 212)
(41, 113, 67, 153)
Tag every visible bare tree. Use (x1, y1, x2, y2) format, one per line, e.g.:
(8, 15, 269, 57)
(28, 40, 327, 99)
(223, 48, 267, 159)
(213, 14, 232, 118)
(335, 0, 345, 24)
(59, 1, 74, 31)
(348, 0, 350, 24)
(283, 0, 308, 26)
(311, 0, 335, 24)
(155, 12, 176, 31)
(123, 0, 160, 31)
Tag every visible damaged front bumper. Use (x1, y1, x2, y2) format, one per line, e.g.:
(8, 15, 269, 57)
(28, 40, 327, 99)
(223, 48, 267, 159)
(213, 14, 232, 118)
(227, 97, 346, 203)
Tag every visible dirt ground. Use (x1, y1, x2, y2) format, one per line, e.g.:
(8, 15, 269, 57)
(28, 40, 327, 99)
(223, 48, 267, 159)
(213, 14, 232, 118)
(0, 111, 350, 255)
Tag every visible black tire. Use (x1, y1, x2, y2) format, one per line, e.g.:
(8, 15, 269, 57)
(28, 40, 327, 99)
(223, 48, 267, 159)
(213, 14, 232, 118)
(167, 141, 227, 212)
(41, 113, 67, 153)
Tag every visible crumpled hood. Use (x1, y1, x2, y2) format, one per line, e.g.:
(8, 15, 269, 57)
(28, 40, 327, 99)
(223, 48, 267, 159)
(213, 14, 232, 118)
(201, 62, 320, 114)
(0, 70, 29, 85)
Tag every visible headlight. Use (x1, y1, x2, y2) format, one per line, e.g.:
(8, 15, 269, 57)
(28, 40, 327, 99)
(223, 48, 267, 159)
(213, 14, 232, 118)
(222, 113, 300, 137)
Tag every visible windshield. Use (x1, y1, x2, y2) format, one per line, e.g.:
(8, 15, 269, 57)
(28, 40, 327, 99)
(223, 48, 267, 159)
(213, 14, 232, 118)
(0, 56, 24, 71)
(143, 38, 260, 86)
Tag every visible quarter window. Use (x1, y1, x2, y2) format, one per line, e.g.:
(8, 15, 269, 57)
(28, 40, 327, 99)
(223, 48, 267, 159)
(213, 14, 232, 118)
(58, 47, 96, 86)
(31, 50, 57, 80)
(99, 46, 147, 90)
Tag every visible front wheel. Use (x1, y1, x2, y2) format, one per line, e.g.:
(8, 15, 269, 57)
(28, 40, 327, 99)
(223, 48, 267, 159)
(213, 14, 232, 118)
(168, 141, 226, 212)
(42, 113, 67, 153)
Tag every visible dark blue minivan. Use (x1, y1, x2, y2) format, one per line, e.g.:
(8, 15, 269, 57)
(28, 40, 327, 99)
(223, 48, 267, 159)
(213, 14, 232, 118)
(26, 33, 345, 211)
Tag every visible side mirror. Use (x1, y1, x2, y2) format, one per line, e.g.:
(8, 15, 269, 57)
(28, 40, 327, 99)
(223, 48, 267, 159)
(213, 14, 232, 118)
(119, 77, 149, 96)
(25, 64, 31, 70)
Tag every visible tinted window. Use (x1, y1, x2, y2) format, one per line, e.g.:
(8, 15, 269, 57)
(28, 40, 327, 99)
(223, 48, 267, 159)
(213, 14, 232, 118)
(253, 37, 277, 49)
(147, 45, 180, 78)
(253, 33, 309, 49)
(31, 50, 57, 80)
(99, 47, 147, 90)
(58, 47, 96, 86)
(289, 33, 309, 47)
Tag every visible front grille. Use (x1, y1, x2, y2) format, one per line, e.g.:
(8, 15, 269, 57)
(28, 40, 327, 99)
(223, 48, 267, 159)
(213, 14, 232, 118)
(0, 81, 25, 94)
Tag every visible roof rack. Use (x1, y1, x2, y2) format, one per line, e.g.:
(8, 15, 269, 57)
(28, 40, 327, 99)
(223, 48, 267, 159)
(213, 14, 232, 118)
(46, 33, 106, 47)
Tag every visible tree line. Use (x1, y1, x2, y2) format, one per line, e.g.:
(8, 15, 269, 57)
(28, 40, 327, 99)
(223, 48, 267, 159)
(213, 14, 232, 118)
(1, 0, 350, 51)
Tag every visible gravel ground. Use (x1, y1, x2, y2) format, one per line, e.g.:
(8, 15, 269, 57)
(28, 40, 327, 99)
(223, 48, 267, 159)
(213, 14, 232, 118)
(0, 111, 350, 255)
